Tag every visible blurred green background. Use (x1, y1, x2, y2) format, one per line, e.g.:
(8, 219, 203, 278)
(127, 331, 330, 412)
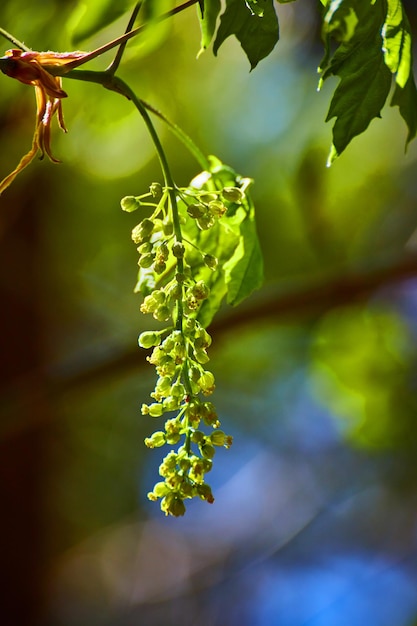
(2, 1, 417, 625)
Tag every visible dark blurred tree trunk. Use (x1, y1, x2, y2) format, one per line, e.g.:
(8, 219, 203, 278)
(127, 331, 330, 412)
(0, 180, 50, 625)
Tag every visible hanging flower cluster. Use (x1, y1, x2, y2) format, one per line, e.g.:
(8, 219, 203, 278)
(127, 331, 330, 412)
(121, 180, 245, 516)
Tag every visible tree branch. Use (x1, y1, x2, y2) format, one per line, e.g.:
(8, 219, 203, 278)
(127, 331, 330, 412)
(2, 251, 417, 440)
(105, 1, 143, 75)
(56, 0, 200, 71)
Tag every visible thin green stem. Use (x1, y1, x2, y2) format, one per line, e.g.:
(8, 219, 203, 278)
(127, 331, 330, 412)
(126, 89, 181, 236)
(63, 69, 209, 170)
(63, 70, 191, 246)
(139, 100, 210, 171)
(60, 0, 200, 71)
(52, 70, 202, 380)
(106, 1, 143, 75)
(112, 77, 186, 332)
(0, 27, 31, 52)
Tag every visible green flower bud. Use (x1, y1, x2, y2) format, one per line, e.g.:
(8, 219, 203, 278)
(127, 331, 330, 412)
(148, 403, 164, 417)
(140, 294, 158, 313)
(191, 430, 205, 444)
(198, 370, 215, 395)
(202, 458, 213, 473)
(179, 481, 195, 498)
(184, 317, 196, 333)
(188, 458, 212, 482)
(166, 432, 181, 445)
(210, 430, 231, 447)
(164, 425, 181, 442)
(166, 473, 184, 489)
(186, 400, 201, 416)
(196, 215, 215, 230)
(139, 253, 155, 268)
(153, 306, 171, 322)
(200, 193, 218, 203)
(188, 366, 201, 382)
(121, 195, 141, 212)
(192, 280, 210, 300)
(154, 261, 167, 275)
(186, 400, 202, 427)
(178, 458, 191, 472)
(154, 375, 172, 396)
(195, 328, 212, 348)
(170, 330, 183, 343)
(149, 482, 170, 500)
(201, 402, 220, 427)
(172, 241, 185, 258)
(172, 342, 187, 361)
(161, 493, 186, 517)
(163, 395, 181, 411)
(200, 442, 215, 459)
(144, 431, 166, 448)
(165, 418, 181, 434)
(138, 242, 153, 254)
(156, 357, 177, 377)
(131, 225, 146, 244)
(140, 218, 154, 235)
(187, 203, 206, 219)
(147, 346, 165, 365)
(161, 336, 175, 352)
(203, 254, 218, 270)
(171, 381, 186, 399)
(152, 290, 166, 305)
(194, 348, 210, 364)
(197, 483, 214, 503)
(167, 282, 183, 301)
(221, 186, 244, 203)
(138, 331, 161, 349)
(185, 296, 199, 312)
(189, 461, 205, 483)
(156, 242, 169, 261)
(150, 182, 163, 198)
(208, 200, 226, 217)
(159, 451, 178, 474)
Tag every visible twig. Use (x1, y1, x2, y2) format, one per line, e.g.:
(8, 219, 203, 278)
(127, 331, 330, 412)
(57, 0, 200, 71)
(106, 1, 143, 75)
(0, 27, 31, 52)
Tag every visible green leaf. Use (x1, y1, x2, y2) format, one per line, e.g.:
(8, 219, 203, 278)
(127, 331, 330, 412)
(198, 0, 221, 54)
(181, 210, 238, 327)
(178, 158, 263, 326)
(320, 0, 392, 163)
(382, 0, 410, 82)
(382, 0, 417, 146)
(391, 74, 417, 146)
(223, 208, 264, 306)
(213, 0, 279, 70)
(245, 1, 267, 16)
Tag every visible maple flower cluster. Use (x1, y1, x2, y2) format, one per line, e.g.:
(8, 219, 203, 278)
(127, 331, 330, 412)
(122, 182, 239, 516)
